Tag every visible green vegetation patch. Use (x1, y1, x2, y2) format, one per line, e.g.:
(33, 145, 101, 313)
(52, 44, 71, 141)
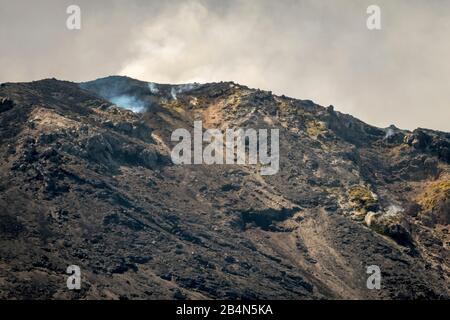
(348, 185, 379, 213)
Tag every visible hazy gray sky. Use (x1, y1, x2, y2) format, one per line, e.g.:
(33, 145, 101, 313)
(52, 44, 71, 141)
(1, 0, 449, 131)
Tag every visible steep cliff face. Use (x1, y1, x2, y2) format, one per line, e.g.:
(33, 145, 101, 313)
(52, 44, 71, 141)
(0, 76, 448, 299)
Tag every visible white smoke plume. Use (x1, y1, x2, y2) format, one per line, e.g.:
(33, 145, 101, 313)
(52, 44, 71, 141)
(109, 95, 145, 113)
(170, 83, 201, 100)
(386, 205, 404, 216)
(148, 82, 160, 94)
(384, 128, 395, 140)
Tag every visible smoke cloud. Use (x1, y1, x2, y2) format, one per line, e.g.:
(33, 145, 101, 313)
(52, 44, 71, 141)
(109, 95, 146, 113)
(1, 0, 449, 131)
(170, 83, 201, 100)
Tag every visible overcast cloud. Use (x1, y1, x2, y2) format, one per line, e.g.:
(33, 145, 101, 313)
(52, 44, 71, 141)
(0, 0, 449, 131)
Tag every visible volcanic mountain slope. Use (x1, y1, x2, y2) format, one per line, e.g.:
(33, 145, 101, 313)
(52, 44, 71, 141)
(0, 76, 449, 299)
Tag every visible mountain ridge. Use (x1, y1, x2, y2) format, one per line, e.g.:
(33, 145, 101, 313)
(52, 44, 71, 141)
(0, 76, 448, 299)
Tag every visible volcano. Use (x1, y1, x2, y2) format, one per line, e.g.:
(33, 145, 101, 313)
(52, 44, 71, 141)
(0, 76, 448, 299)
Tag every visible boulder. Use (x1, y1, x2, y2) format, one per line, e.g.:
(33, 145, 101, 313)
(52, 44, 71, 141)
(85, 133, 114, 166)
(365, 210, 413, 247)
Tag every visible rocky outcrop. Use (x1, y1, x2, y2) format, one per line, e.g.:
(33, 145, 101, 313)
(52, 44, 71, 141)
(0, 97, 14, 113)
(0, 76, 448, 300)
(365, 210, 413, 247)
(404, 129, 450, 163)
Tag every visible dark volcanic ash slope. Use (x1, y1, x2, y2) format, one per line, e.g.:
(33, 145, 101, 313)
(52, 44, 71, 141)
(0, 76, 449, 299)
